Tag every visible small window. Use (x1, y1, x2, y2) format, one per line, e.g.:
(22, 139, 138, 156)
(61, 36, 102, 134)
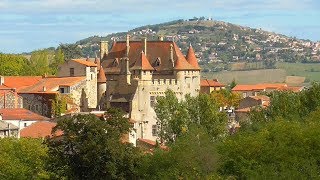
(242, 92, 247, 98)
(60, 88, 65, 93)
(91, 74, 93, 80)
(24, 123, 27, 127)
(150, 96, 156, 107)
(70, 68, 75, 77)
(152, 125, 157, 136)
(35, 105, 39, 111)
(155, 57, 161, 66)
(143, 71, 146, 75)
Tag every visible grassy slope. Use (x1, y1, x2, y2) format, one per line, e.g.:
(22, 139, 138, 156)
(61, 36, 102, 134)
(202, 62, 320, 84)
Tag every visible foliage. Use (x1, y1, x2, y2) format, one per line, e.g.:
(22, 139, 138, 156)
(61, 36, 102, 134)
(154, 90, 228, 143)
(138, 126, 221, 179)
(59, 43, 83, 60)
(49, 48, 65, 75)
(46, 109, 141, 179)
(0, 138, 49, 180)
(51, 94, 68, 117)
(0, 53, 30, 76)
(219, 119, 320, 179)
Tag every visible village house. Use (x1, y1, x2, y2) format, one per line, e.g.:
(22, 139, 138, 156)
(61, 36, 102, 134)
(0, 108, 49, 130)
(232, 83, 303, 98)
(100, 35, 201, 141)
(20, 121, 63, 138)
(0, 120, 19, 138)
(200, 79, 225, 94)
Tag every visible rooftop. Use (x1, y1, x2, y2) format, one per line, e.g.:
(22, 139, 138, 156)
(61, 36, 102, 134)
(0, 108, 49, 121)
(20, 121, 63, 138)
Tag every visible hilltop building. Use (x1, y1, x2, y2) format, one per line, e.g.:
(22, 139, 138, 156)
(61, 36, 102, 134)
(100, 35, 201, 141)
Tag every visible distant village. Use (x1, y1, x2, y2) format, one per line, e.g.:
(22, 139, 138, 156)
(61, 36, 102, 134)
(0, 35, 305, 149)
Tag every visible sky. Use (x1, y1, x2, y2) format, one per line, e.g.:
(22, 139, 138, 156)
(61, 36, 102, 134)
(0, 0, 319, 53)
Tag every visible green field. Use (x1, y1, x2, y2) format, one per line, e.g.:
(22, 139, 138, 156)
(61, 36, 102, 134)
(201, 62, 320, 85)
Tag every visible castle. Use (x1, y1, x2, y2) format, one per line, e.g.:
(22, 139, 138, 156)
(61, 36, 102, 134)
(0, 35, 201, 142)
(99, 35, 201, 141)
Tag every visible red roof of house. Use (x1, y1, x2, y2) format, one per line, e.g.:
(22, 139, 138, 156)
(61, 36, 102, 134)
(3, 76, 43, 91)
(232, 83, 287, 91)
(72, 59, 97, 67)
(101, 40, 199, 74)
(97, 67, 107, 83)
(19, 77, 86, 93)
(200, 79, 225, 87)
(131, 51, 154, 71)
(0, 108, 49, 121)
(20, 121, 63, 138)
(186, 45, 201, 70)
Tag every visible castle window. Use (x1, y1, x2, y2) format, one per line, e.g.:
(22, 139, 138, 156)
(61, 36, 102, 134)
(70, 68, 75, 77)
(152, 125, 157, 136)
(143, 71, 146, 75)
(150, 96, 156, 107)
(24, 123, 27, 127)
(91, 74, 93, 80)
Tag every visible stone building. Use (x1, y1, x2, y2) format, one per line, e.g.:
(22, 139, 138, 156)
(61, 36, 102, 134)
(100, 35, 201, 141)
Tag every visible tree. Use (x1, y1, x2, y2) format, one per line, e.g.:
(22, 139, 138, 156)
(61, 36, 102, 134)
(49, 48, 65, 75)
(51, 94, 68, 117)
(0, 138, 49, 180)
(138, 126, 221, 179)
(46, 109, 141, 179)
(0, 53, 30, 76)
(219, 119, 320, 179)
(154, 90, 228, 143)
(229, 79, 237, 90)
(59, 43, 83, 60)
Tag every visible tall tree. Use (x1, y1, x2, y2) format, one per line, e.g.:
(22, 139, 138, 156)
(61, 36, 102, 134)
(49, 48, 65, 75)
(46, 109, 141, 179)
(59, 43, 83, 60)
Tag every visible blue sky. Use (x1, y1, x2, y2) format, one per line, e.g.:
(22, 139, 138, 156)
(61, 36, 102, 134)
(0, 0, 319, 53)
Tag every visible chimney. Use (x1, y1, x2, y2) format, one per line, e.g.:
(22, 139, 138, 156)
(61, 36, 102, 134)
(126, 34, 130, 57)
(43, 86, 46, 92)
(170, 44, 174, 60)
(0, 76, 4, 85)
(0, 113, 2, 121)
(142, 37, 147, 56)
(100, 41, 108, 59)
(158, 35, 164, 41)
(86, 55, 90, 61)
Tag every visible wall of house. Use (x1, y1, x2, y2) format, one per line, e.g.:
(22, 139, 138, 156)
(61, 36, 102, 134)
(21, 94, 52, 117)
(0, 92, 23, 109)
(0, 129, 19, 138)
(3, 120, 37, 130)
(57, 61, 87, 77)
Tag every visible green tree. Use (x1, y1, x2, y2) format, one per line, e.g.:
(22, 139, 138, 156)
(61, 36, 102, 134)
(0, 138, 49, 180)
(51, 94, 68, 117)
(49, 48, 65, 75)
(46, 109, 141, 179)
(0, 53, 30, 76)
(59, 43, 83, 60)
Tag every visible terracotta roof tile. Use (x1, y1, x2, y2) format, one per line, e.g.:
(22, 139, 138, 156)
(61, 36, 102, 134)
(0, 108, 49, 121)
(72, 59, 97, 67)
(200, 79, 225, 87)
(186, 45, 201, 70)
(232, 83, 287, 91)
(173, 43, 196, 70)
(3, 76, 42, 91)
(102, 41, 198, 74)
(20, 121, 63, 138)
(20, 77, 86, 93)
(131, 51, 154, 71)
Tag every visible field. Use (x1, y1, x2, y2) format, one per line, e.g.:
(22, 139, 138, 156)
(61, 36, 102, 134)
(201, 62, 320, 85)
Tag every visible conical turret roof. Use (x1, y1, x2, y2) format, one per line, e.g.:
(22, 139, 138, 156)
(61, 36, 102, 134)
(97, 66, 107, 83)
(186, 44, 200, 70)
(131, 51, 154, 71)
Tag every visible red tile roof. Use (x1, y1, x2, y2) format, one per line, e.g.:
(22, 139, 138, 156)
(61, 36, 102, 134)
(97, 67, 107, 83)
(131, 51, 154, 71)
(3, 76, 43, 91)
(200, 79, 225, 87)
(72, 59, 97, 67)
(20, 121, 63, 138)
(173, 43, 196, 70)
(101, 40, 199, 74)
(0, 108, 49, 121)
(232, 83, 287, 91)
(19, 77, 86, 93)
(186, 45, 200, 70)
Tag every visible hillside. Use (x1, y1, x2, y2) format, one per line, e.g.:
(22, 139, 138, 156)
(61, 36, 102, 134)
(74, 18, 320, 72)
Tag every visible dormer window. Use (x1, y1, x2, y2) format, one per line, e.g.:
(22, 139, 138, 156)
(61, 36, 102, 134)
(112, 58, 119, 67)
(155, 57, 161, 67)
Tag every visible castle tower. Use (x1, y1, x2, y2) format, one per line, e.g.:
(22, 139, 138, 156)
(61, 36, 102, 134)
(100, 41, 108, 60)
(97, 66, 107, 106)
(186, 44, 201, 70)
